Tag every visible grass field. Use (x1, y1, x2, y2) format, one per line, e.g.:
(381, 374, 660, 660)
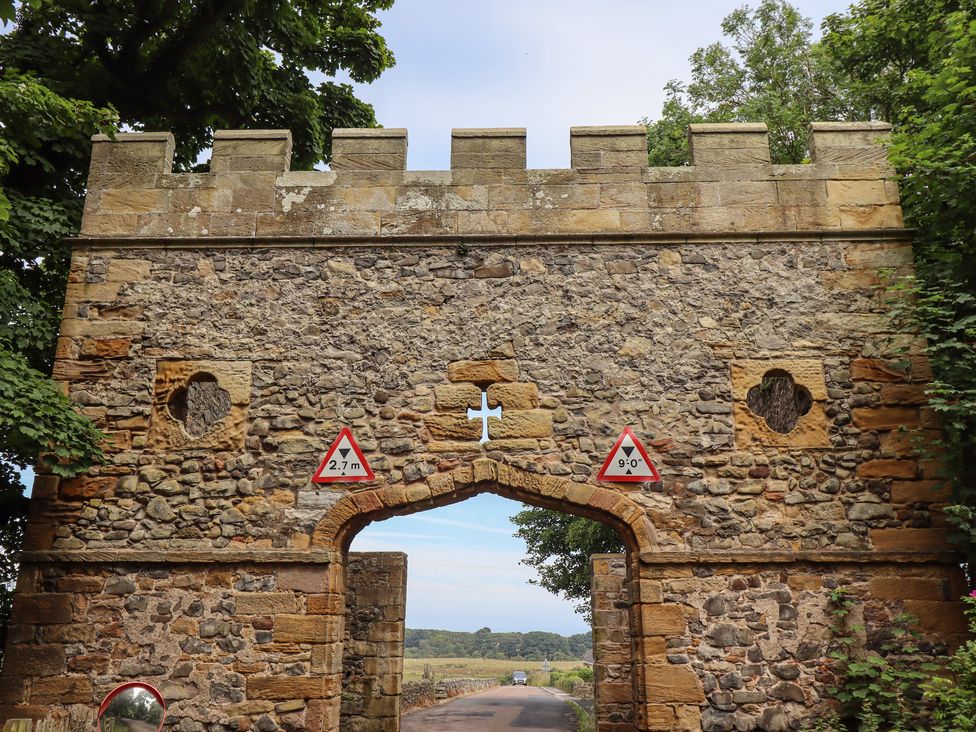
(402, 657, 581, 682)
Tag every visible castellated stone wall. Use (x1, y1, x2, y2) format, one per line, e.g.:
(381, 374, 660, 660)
(0, 123, 965, 732)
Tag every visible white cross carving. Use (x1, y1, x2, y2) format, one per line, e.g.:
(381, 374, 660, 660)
(467, 391, 502, 444)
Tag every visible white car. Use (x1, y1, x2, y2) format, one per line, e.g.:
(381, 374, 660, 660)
(512, 671, 527, 685)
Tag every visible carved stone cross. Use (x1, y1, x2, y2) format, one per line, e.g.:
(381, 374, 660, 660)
(467, 390, 501, 444)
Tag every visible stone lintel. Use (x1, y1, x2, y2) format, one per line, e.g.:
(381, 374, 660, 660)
(18, 549, 341, 564)
(638, 550, 960, 565)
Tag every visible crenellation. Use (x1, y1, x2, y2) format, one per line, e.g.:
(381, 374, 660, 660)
(79, 123, 901, 241)
(687, 123, 772, 166)
(450, 127, 527, 170)
(331, 128, 407, 171)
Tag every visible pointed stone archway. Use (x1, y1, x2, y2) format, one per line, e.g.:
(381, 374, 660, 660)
(311, 459, 698, 732)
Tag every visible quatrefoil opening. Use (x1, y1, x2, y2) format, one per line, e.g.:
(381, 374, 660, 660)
(745, 369, 813, 435)
(167, 372, 232, 437)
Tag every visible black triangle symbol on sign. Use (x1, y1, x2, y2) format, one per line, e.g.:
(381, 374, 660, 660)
(339, 448, 350, 458)
(626, 469, 632, 475)
(622, 446, 635, 457)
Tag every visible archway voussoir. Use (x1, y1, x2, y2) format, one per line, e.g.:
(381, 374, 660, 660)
(426, 472, 455, 497)
(538, 475, 570, 500)
(472, 457, 498, 483)
(379, 485, 409, 508)
(565, 481, 596, 506)
(351, 490, 385, 514)
(451, 464, 475, 486)
(404, 482, 431, 503)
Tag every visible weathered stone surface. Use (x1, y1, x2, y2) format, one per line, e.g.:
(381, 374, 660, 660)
(6, 123, 966, 732)
(446, 359, 518, 383)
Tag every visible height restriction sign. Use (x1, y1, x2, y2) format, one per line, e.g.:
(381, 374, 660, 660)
(597, 426, 661, 483)
(312, 427, 375, 483)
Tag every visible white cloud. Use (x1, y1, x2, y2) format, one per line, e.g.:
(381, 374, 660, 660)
(410, 515, 515, 535)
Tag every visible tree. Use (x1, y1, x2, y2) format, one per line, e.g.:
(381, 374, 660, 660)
(0, 0, 396, 657)
(821, 0, 976, 568)
(0, 1, 396, 168)
(644, 0, 858, 165)
(510, 507, 624, 618)
(0, 69, 115, 659)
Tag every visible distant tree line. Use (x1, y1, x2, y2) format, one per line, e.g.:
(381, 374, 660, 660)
(404, 627, 591, 661)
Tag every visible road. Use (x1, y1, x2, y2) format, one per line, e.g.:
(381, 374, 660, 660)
(401, 685, 576, 732)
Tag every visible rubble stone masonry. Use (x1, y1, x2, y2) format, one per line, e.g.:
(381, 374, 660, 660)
(0, 122, 965, 732)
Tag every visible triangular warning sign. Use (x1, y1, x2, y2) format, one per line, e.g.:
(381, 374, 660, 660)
(312, 428, 375, 483)
(597, 427, 661, 483)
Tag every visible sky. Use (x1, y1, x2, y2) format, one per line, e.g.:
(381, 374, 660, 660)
(323, 0, 855, 171)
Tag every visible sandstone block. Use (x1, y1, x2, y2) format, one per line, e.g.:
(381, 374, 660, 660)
(235, 593, 300, 615)
(904, 600, 968, 635)
(433, 383, 482, 411)
(489, 410, 553, 439)
(275, 615, 334, 643)
(278, 567, 330, 594)
(106, 259, 152, 281)
(247, 677, 332, 701)
(59, 476, 115, 501)
(80, 338, 131, 358)
(643, 665, 706, 703)
(641, 605, 687, 636)
(446, 359, 518, 383)
(11, 594, 71, 625)
(307, 594, 344, 615)
(423, 413, 482, 441)
(851, 407, 920, 430)
(870, 528, 952, 552)
(486, 382, 538, 410)
(28, 676, 92, 704)
(891, 480, 951, 504)
(856, 459, 917, 479)
(3, 645, 65, 676)
(880, 384, 929, 405)
(64, 283, 121, 303)
(851, 358, 911, 382)
(869, 577, 947, 601)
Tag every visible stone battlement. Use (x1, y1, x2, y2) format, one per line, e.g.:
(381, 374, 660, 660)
(80, 122, 902, 242)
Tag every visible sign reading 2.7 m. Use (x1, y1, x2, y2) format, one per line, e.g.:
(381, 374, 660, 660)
(312, 428, 375, 483)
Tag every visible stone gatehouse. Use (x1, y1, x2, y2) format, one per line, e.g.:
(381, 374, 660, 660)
(0, 123, 965, 732)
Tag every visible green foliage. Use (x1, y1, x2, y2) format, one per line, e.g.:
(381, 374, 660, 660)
(509, 506, 624, 618)
(403, 628, 591, 662)
(0, 0, 396, 168)
(0, 0, 395, 661)
(822, 0, 976, 565)
(565, 699, 595, 732)
(823, 589, 938, 731)
(644, 0, 858, 165)
(549, 667, 593, 694)
(923, 595, 976, 730)
(0, 69, 115, 660)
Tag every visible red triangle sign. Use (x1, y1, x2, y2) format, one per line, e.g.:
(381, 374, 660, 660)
(312, 427, 375, 483)
(597, 427, 661, 483)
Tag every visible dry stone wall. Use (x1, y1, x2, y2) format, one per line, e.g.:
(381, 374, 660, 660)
(0, 122, 964, 732)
